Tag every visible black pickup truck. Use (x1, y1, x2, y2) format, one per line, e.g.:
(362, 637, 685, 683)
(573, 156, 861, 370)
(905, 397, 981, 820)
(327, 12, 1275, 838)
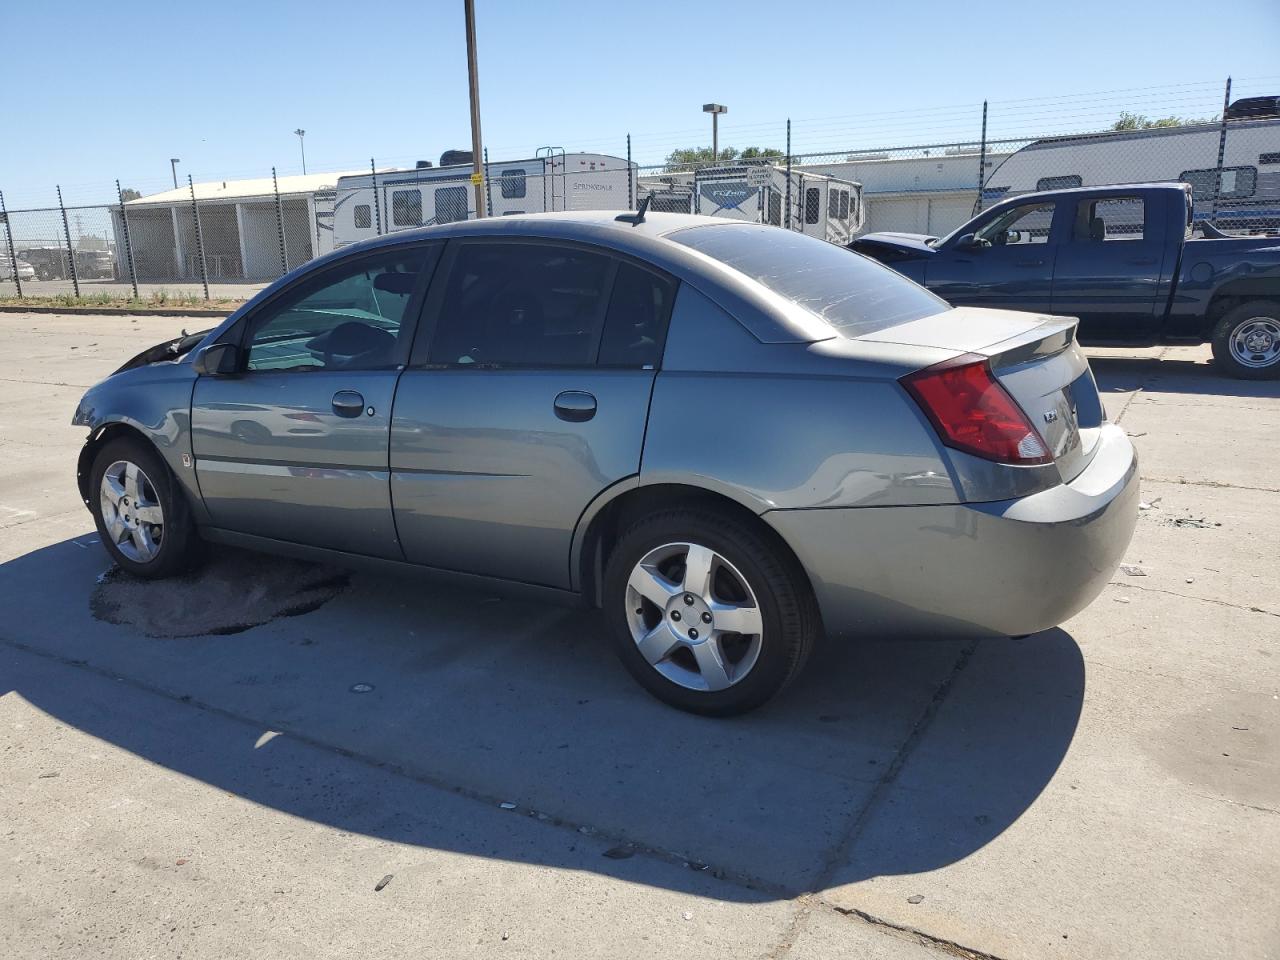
(850, 182, 1280, 379)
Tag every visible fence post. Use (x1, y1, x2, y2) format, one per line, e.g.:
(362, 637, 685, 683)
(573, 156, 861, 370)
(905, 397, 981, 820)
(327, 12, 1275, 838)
(0, 190, 22, 299)
(370, 158, 382, 236)
(976, 99, 989, 215)
(272, 167, 288, 276)
(785, 119, 792, 231)
(56, 186, 80, 298)
(115, 179, 139, 300)
(626, 134, 633, 209)
(1210, 76, 1232, 225)
(483, 147, 493, 217)
(187, 175, 210, 300)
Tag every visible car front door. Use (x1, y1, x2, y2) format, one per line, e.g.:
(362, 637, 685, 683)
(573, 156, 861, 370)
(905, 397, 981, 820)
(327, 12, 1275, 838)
(389, 239, 674, 588)
(190, 244, 439, 558)
(1050, 194, 1169, 340)
(925, 199, 1061, 313)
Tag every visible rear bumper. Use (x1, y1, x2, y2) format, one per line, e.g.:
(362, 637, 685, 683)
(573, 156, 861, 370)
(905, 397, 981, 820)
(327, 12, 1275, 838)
(765, 423, 1139, 639)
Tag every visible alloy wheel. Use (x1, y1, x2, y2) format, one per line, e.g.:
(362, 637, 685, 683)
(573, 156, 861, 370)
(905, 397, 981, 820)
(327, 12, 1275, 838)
(624, 541, 764, 692)
(99, 460, 165, 563)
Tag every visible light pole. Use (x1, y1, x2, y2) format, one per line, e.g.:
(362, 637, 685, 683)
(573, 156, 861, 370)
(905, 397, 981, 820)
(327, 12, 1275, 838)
(294, 128, 307, 174)
(703, 103, 727, 163)
(170, 158, 181, 189)
(463, 0, 486, 218)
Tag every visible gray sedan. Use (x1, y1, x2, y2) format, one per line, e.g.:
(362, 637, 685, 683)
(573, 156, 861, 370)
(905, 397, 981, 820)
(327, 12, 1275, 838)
(72, 212, 1138, 715)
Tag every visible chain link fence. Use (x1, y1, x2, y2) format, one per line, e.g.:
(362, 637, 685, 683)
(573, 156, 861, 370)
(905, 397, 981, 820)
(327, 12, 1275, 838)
(3, 78, 1277, 306)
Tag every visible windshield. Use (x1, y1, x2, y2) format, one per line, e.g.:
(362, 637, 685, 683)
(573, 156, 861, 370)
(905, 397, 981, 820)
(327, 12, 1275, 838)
(671, 224, 947, 337)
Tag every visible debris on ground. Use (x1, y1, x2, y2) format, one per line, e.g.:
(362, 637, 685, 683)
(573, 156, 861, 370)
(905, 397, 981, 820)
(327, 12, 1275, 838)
(1162, 515, 1219, 529)
(375, 874, 393, 892)
(1114, 596, 1131, 604)
(907, 894, 925, 904)
(37, 771, 59, 779)
(682, 911, 693, 921)
(1120, 564, 1147, 577)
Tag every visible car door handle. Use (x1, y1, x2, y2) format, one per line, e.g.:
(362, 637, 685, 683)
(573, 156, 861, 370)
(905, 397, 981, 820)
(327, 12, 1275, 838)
(1015, 258, 1045, 267)
(331, 390, 365, 418)
(553, 390, 597, 422)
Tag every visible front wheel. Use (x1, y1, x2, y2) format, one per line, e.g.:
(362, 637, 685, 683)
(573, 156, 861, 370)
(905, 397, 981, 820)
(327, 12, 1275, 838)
(602, 508, 817, 716)
(89, 436, 202, 578)
(1211, 301, 1280, 379)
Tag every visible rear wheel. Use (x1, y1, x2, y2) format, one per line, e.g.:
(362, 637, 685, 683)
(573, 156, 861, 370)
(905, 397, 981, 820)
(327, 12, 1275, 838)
(1211, 301, 1280, 379)
(90, 437, 202, 579)
(602, 508, 817, 716)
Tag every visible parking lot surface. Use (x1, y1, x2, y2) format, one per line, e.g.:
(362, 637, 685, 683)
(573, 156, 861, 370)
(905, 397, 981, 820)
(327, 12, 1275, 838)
(1, 313, 1277, 959)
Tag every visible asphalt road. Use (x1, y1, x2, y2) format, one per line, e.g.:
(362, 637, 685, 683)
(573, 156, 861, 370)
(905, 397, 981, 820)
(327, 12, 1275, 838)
(1, 313, 1277, 959)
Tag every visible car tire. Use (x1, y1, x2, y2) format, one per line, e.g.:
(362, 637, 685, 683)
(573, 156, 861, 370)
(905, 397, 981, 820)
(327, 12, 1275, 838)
(89, 436, 203, 579)
(602, 507, 818, 716)
(35, 266, 53, 281)
(1211, 301, 1280, 379)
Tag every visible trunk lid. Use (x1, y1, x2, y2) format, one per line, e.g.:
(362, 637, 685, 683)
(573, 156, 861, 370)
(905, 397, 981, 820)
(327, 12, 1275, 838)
(863, 306, 1104, 483)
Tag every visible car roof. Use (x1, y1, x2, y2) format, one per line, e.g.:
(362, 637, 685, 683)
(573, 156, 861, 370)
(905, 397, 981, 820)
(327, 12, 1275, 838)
(989, 181, 1189, 208)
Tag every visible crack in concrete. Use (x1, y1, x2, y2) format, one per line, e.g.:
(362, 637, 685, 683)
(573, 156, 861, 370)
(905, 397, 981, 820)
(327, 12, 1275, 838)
(1111, 346, 1170, 425)
(828, 904, 1011, 960)
(1140, 476, 1280, 495)
(1112, 580, 1280, 618)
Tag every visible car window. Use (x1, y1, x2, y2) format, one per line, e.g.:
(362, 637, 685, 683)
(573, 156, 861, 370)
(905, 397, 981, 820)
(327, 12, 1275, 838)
(976, 202, 1054, 245)
(1073, 198, 1145, 241)
(245, 248, 432, 372)
(428, 242, 613, 366)
(597, 263, 676, 367)
(672, 223, 947, 337)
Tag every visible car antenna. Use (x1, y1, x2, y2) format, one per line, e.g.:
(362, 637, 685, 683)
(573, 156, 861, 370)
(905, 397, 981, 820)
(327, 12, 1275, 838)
(615, 195, 651, 226)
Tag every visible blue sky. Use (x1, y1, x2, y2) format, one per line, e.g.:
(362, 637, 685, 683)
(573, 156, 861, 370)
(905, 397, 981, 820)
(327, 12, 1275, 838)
(2, 0, 1278, 208)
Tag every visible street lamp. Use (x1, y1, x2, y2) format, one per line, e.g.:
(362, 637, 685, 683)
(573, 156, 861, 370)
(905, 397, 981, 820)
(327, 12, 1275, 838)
(170, 158, 181, 189)
(703, 103, 727, 163)
(294, 129, 307, 175)
(463, 0, 486, 218)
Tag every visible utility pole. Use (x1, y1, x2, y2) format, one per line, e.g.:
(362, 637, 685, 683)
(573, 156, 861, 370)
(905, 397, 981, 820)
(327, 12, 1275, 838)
(463, 0, 486, 218)
(170, 158, 181, 189)
(294, 129, 307, 174)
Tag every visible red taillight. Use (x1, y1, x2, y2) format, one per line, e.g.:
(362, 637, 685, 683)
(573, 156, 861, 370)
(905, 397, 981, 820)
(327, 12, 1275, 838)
(902, 354, 1051, 466)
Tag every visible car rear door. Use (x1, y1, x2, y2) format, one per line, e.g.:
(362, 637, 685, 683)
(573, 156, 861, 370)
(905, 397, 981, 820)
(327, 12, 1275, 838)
(190, 244, 439, 558)
(925, 199, 1061, 313)
(1049, 193, 1171, 339)
(389, 238, 675, 588)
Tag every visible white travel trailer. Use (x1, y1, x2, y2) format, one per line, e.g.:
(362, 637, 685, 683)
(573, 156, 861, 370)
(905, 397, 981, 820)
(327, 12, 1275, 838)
(639, 163, 864, 244)
(981, 116, 1280, 232)
(333, 151, 636, 247)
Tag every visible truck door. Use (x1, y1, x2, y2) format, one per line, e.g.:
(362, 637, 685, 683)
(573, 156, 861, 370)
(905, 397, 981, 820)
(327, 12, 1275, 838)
(1050, 194, 1168, 340)
(925, 199, 1059, 314)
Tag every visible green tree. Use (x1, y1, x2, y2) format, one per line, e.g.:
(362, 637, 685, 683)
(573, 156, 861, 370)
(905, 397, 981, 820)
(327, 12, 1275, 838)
(664, 145, 783, 170)
(1112, 111, 1215, 130)
(119, 187, 142, 202)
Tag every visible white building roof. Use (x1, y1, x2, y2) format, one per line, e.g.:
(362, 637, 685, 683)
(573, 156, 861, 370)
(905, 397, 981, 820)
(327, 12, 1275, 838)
(126, 171, 365, 206)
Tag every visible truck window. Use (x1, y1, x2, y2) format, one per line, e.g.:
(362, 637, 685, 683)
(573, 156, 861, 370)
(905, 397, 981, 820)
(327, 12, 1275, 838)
(354, 204, 372, 229)
(975, 202, 1054, 246)
(500, 168, 527, 199)
(1036, 175, 1082, 191)
(1073, 198, 1144, 241)
(805, 188, 820, 224)
(391, 190, 422, 227)
(1179, 166, 1257, 201)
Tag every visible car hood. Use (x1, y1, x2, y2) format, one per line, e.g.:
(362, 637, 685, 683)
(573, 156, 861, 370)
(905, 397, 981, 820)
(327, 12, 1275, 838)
(114, 328, 213, 374)
(850, 232, 939, 256)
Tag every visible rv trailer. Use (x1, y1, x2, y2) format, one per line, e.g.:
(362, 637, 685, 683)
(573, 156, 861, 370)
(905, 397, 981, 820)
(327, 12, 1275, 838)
(981, 108, 1280, 233)
(639, 163, 864, 244)
(333, 150, 636, 247)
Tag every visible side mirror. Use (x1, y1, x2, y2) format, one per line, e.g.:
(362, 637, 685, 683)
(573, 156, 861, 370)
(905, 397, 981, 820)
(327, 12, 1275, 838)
(953, 232, 981, 250)
(192, 342, 240, 376)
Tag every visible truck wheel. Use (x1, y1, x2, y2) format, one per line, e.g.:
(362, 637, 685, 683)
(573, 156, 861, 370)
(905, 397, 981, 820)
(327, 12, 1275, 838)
(89, 436, 203, 579)
(602, 507, 818, 716)
(1211, 301, 1280, 379)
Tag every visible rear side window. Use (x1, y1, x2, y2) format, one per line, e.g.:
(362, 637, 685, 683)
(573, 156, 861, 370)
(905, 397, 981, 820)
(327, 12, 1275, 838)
(354, 204, 372, 229)
(428, 242, 612, 366)
(391, 190, 422, 227)
(597, 263, 675, 367)
(672, 224, 947, 337)
(805, 188, 820, 224)
(1073, 198, 1145, 241)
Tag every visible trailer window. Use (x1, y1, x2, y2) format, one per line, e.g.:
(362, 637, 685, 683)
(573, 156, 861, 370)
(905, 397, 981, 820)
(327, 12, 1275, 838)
(767, 192, 781, 226)
(1260, 152, 1280, 165)
(828, 190, 839, 219)
(354, 204, 372, 229)
(435, 186, 469, 224)
(1036, 175, 1082, 191)
(805, 188, 820, 224)
(500, 168, 527, 199)
(839, 190, 850, 220)
(1180, 166, 1257, 201)
(391, 190, 422, 227)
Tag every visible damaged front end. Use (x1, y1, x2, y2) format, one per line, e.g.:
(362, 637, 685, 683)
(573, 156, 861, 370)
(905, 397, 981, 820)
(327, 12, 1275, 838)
(113, 328, 214, 375)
